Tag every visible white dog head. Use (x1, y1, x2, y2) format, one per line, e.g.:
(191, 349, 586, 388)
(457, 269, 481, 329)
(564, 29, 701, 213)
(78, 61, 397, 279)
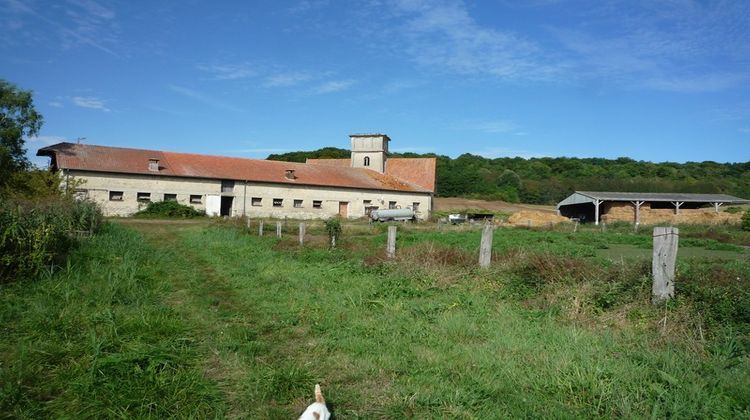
(299, 384, 331, 420)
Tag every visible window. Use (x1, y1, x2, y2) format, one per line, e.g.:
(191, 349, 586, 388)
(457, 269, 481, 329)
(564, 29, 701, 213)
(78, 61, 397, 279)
(164, 193, 177, 202)
(109, 191, 123, 201)
(190, 195, 202, 204)
(73, 189, 88, 201)
(251, 197, 262, 206)
(364, 156, 370, 166)
(221, 180, 234, 193)
(363, 199, 371, 206)
(312, 200, 322, 209)
(412, 202, 420, 212)
(293, 199, 303, 208)
(137, 192, 151, 202)
(273, 198, 283, 207)
(389, 201, 397, 209)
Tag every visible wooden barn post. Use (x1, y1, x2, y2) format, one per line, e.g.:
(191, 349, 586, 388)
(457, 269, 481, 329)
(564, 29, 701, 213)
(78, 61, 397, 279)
(387, 225, 397, 258)
(652, 227, 679, 303)
(479, 223, 493, 268)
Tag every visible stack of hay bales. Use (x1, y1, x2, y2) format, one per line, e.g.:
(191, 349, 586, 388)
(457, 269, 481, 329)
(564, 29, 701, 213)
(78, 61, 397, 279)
(601, 202, 742, 225)
(507, 210, 571, 227)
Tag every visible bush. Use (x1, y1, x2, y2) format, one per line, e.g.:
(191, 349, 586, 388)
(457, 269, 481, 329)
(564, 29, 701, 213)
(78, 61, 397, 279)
(134, 201, 205, 218)
(0, 197, 103, 281)
(324, 217, 342, 248)
(742, 210, 750, 231)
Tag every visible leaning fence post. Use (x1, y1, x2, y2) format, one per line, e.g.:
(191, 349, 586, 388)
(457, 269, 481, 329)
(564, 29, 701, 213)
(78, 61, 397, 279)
(276, 221, 282, 238)
(246, 217, 251, 230)
(259, 221, 264, 236)
(652, 227, 679, 303)
(299, 223, 305, 245)
(479, 223, 493, 268)
(386, 225, 397, 258)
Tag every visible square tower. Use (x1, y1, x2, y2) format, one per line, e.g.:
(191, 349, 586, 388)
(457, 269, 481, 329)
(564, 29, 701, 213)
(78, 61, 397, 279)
(350, 133, 390, 173)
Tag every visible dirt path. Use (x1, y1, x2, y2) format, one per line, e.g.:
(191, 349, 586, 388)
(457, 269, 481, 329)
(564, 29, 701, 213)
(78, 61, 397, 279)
(120, 221, 257, 418)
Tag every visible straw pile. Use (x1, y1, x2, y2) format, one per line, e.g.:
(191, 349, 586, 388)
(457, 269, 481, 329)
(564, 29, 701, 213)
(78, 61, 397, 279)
(601, 202, 742, 225)
(507, 210, 571, 227)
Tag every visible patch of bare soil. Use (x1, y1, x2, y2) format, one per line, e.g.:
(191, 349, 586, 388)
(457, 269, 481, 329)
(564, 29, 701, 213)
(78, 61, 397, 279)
(434, 197, 555, 213)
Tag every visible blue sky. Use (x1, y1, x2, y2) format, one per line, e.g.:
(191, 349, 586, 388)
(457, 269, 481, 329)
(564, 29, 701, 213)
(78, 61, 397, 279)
(2, 0, 749, 166)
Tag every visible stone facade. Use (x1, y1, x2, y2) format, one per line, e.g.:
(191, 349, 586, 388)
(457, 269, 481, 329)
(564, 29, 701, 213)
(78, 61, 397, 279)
(68, 170, 432, 220)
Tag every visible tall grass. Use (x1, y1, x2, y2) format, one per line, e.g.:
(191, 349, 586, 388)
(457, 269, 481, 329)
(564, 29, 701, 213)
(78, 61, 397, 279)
(0, 197, 102, 281)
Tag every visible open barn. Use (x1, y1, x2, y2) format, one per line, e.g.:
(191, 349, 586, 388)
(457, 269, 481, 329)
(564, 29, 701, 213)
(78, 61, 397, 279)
(557, 191, 749, 225)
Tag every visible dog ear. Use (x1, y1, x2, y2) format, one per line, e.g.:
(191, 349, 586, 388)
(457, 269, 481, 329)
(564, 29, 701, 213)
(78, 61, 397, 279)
(313, 412, 320, 420)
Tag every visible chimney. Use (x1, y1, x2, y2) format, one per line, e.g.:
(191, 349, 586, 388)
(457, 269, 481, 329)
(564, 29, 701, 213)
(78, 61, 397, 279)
(148, 158, 159, 172)
(285, 169, 296, 180)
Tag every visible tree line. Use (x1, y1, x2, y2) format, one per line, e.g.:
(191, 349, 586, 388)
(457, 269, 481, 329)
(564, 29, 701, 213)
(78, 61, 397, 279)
(268, 149, 750, 205)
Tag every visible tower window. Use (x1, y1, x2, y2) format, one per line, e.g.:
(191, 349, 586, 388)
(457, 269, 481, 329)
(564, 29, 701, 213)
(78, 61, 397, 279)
(363, 156, 370, 166)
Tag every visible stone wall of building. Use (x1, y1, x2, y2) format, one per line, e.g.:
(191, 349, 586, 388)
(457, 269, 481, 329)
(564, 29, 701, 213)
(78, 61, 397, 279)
(68, 170, 432, 220)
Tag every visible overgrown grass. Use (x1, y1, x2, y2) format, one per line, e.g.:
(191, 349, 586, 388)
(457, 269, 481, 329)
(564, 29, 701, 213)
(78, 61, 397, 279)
(0, 197, 102, 281)
(2, 221, 748, 417)
(133, 200, 206, 218)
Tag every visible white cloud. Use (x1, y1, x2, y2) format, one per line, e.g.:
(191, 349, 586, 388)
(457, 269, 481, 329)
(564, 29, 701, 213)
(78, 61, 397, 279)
(740, 128, 750, 134)
(48, 101, 63, 108)
(197, 62, 257, 80)
(168, 85, 244, 112)
(263, 72, 312, 87)
(312, 79, 355, 94)
(72, 96, 110, 112)
(388, 0, 563, 81)
(2, 0, 120, 57)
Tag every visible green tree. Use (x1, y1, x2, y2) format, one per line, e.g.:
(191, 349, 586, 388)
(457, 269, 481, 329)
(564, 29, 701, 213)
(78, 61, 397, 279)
(1, 80, 43, 192)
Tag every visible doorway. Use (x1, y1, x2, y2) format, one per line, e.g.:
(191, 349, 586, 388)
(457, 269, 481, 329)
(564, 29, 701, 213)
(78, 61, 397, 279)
(338, 201, 348, 218)
(220, 196, 233, 216)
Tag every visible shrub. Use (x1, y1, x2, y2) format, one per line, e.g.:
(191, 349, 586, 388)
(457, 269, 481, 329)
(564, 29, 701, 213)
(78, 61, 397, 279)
(134, 201, 205, 218)
(742, 210, 750, 231)
(0, 197, 103, 281)
(324, 217, 342, 248)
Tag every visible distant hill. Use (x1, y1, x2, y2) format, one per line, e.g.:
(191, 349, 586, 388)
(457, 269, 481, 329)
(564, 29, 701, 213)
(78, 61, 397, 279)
(267, 149, 750, 205)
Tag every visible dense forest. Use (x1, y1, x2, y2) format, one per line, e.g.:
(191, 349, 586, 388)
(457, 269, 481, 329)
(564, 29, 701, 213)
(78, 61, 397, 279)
(267, 148, 750, 205)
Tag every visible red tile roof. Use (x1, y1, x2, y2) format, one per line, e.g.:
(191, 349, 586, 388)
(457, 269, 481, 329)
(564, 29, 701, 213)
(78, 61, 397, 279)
(307, 158, 436, 192)
(38, 143, 434, 193)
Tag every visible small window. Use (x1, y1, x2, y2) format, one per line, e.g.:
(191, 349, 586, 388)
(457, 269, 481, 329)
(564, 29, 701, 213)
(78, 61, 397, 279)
(251, 197, 262, 206)
(363, 199, 371, 205)
(221, 180, 234, 193)
(412, 202, 420, 212)
(293, 199, 303, 208)
(164, 193, 177, 202)
(364, 156, 370, 166)
(190, 195, 202, 204)
(312, 200, 322, 209)
(73, 189, 88, 201)
(137, 192, 151, 202)
(389, 201, 397, 209)
(109, 191, 124, 201)
(273, 198, 283, 207)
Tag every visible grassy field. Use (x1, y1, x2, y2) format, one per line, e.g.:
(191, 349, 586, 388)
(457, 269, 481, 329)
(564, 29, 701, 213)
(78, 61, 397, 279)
(1, 220, 749, 418)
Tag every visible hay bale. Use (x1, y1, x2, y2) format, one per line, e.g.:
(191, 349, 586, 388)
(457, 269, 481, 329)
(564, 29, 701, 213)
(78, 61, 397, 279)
(507, 210, 571, 227)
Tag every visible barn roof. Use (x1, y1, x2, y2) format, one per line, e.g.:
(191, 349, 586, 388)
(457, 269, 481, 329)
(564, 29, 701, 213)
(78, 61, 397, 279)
(558, 191, 749, 208)
(37, 143, 435, 194)
(306, 158, 436, 192)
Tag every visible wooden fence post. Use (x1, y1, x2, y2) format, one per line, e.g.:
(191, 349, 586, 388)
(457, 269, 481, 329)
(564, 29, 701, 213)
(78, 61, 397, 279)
(299, 223, 305, 245)
(276, 221, 282, 238)
(652, 227, 679, 303)
(259, 221, 263, 236)
(386, 225, 397, 258)
(246, 217, 251, 230)
(479, 223, 493, 268)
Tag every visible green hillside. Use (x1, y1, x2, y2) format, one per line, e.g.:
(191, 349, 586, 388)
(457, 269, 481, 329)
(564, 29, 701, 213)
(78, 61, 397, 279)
(268, 149, 750, 205)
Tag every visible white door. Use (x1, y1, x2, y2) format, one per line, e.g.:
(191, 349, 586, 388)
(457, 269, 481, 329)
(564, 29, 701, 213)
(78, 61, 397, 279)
(206, 194, 221, 217)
